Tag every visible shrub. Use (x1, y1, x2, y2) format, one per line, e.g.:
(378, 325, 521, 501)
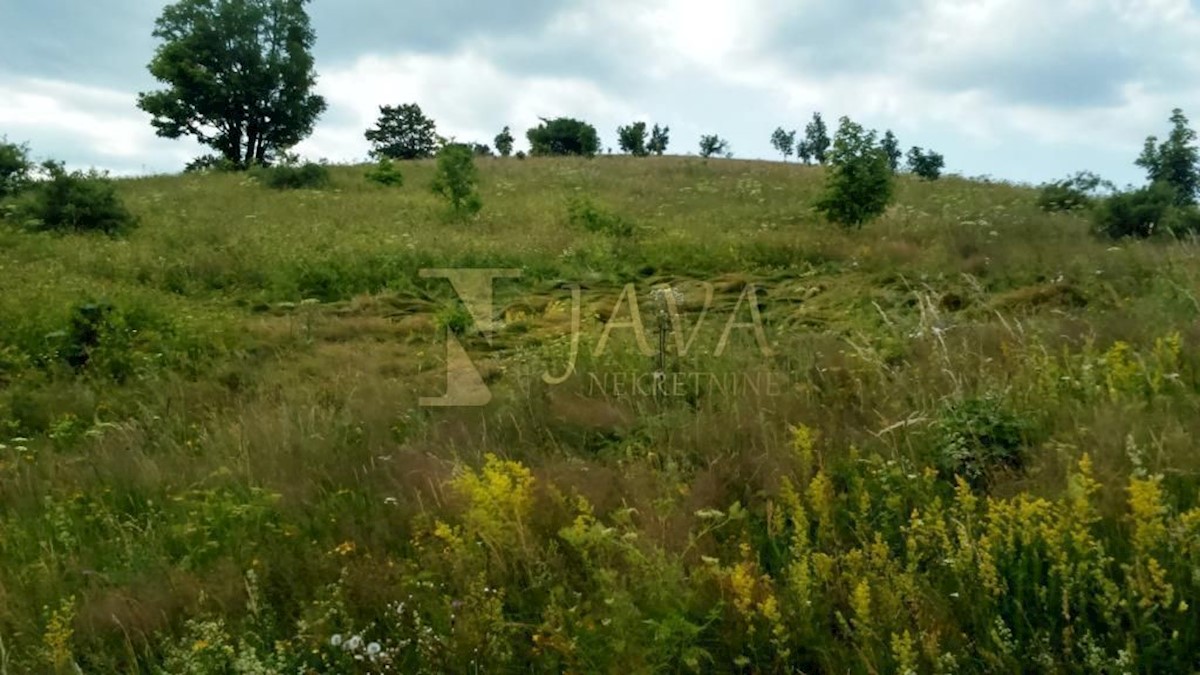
(1093, 182, 1200, 239)
(933, 396, 1028, 488)
(567, 196, 635, 237)
(815, 117, 893, 227)
(16, 161, 136, 235)
(183, 154, 239, 174)
(364, 158, 404, 187)
(431, 144, 482, 217)
(526, 118, 599, 157)
(1037, 171, 1113, 212)
(253, 161, 331, 190)
(907, 147, 945, 180)
(0, 137, 33, 198)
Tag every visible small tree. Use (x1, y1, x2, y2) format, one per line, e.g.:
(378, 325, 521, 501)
(1093, 182, 1200, 239)
(0, 138, 32, 199)
(881, 130, 902, 172)
(771, 127, 797, 162)
(365, 158, 404, 187)
(17, 161, 137, 235)
(365, 103, 439, 160)
(526, 118, 599, 157)
(699, 134, 730, 159)
(907, 147, 946, 180)
(815, 117, 893, 227)
(494, 126, 515, 157)
(617, 121, 649, 156)
(804, 113, 831, 164)
(796, 140, 813, 165)
(431, 144, 482, 218)
(648, 124, 670, 155)
(1136, 108, 1200, 206)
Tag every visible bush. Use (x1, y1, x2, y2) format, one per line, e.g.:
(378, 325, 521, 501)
(16, 161, 136, 235)
(567, 196, 635, 237)
(934, 396, 1028, 488)
(253, 161, 331, 190)
(907, 147, 945, 180)
(431, 144, 482, 217)
(183, 154, 239, 174)
(1093, 182, 1200, 239)
(526, 118, 599, 157)
(1037, 171, 1114, 212)
(364, 158, 404, 187)
(815, 117, 893, 227)
(0, 137, 33, 198)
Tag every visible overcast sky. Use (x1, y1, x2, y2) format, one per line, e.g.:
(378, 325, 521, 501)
(2, 0, 1198, 185)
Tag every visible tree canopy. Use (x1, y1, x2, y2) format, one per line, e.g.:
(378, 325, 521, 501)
(365, 103, 440, 160)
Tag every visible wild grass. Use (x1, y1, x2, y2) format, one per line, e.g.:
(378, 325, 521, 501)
(0, 156, 1198, 672)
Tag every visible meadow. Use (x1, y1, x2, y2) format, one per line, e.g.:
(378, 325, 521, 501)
(1, 155, 1198, 673)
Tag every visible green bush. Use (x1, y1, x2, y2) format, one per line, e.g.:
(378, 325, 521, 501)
(1037, 171, 1113, 212)
(431, 144, 482, 218)
(934, 396, 1028, 488)
(526, 117, 599, 157)
(0, 137, 33, 198)
(364, 158, 404, 187)
(567, 196, 635, 237)
(16, 161, 136, 235)
(816, 117, 894, 227)
(907, 147, 945, 180)
(253, 161, 331, 190)
(183, 154, 240, 174)
(1093, 182, 1200, 239)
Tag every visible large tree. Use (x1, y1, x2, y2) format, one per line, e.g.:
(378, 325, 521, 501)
(1136, 108, 1200, 206)
(365, 104, 440, 160)
(526, 118, 599, 157)
(137, 0, 327, 169)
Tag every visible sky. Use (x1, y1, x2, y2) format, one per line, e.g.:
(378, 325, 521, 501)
(2, 0, 1199, 185)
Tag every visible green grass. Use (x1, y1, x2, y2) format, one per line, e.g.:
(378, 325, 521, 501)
(1, 155, 1199, 672)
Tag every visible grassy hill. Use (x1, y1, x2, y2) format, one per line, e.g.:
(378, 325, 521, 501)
(1, 156, 1199, 672)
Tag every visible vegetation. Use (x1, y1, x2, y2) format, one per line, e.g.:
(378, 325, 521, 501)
(1037, 171, 1113, 213)
(252, 160, 331, 190)
(699, 134, 731, 159)
(430, 143, 482, 217)
(365, 103, 440, 161)
(648, 124, 670, 155)
(13, 161, 137, 235)
(770, 127, 797, 162)
(364, 158, 404, 187)
(804, 112, 831, 164)
(617, 121, 649, 156)
(527, 117, 600, 157)
(816, 117, 894, 227)
(0, 137, 32, 198)
(908, 146, 946, 181)
(136, 0, 326, 168)
(494, 126, 515, 158)
(881, 130, 902, 172)
(1137, 108, 1200, 205)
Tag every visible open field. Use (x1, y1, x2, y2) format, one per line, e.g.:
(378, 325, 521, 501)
(1, 156, 1199, 672)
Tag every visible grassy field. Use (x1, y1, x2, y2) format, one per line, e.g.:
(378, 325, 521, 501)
(1, 155, 1199, 673)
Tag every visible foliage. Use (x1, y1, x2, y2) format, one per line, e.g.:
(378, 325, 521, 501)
(183, 154, 240, 174)
(1136, 108, 1200, 206)
(880, 130, 901, 172)
(699, 134, 730, 159)
(494, 126, 515, 157)
(567, 196, 636, 237)
(526, 117, 599, 157)
(1093, 182, 1200, 239)
(1037, 171, 1114, 212)
(933, 396, 1029, 488)
(815, 117, 894, 227)
(365, 103, 439, 161)
(648, 124, 670, 155)
(431, 144, 482, 217)
(253, 160, 331, 190)
(617, 121, 649, 157)
(364, 158, 404, 187)
(14, 161, 136, 235)
(137, 0, 327, 168)
(804, 112, 831, 164)
(0, 136, 33, 198)
(907, 147, 946, 180)
(796, 140, 813, 165)
(771, 127, 797, 162)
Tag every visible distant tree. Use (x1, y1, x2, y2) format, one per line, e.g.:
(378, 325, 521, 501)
(804, 113, 831, 164)
(1037, 171, 1114, 212)
(472, 143, 493, 157)
(648, 124, 670, 155)
(907, 147, 946, 180)
(526, 117, 599, 157)
(816, 117, 894, 227)
(1136, 108, 1200, 206)
(881, 130, 902, 172)
(771, 127, 797, 162)
(137, 0, 327, 169)
(365, 104, 439, 160)
(617, 121, 649, 156)
(699, 134, 730, 159)
(494, 126, 515, 157)
(1093, 181, 1200, 239)
(0, 138, 32, 198)
(431, 144, 482, 217)
(796, 140, 813, 165)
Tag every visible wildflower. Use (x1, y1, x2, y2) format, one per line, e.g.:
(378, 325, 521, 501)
(366, 642, 382, 659)
(330, 634, 343, 648)
(346, 635, 363, 652)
